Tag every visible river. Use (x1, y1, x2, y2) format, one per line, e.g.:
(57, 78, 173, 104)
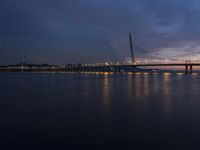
(1, 72, 200, 149)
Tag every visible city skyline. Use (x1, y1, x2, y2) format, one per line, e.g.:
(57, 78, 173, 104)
(1, 0, 200, 65)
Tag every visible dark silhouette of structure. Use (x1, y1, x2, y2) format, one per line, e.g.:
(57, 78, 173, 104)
(129, 33, 135, 64)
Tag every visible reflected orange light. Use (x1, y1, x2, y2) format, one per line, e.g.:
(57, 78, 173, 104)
(162, 73, 171, 114)
(176, 73, 184, 76)
(102, 73, 111, 112)
(143, 72, 149, 75)
(143, 72, 149, 96)
(135, 74, 141, 98)
(104, 72, 109, 75)
(135, 72, 142, 75)
(163, 72, 171, 76)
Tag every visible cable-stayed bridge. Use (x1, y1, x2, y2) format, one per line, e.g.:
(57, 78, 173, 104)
(79, 34, 200, 74)
(1, 34, 200, 74)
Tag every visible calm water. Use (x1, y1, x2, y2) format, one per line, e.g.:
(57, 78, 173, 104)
(1, 72, 200, 150)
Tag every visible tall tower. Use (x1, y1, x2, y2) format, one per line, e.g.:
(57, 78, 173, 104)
(129, 33, 135, 64)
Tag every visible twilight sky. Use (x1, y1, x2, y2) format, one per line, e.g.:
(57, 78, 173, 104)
(1, 0, 200, 65)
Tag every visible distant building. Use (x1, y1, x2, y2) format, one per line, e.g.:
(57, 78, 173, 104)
(77, 63, 82, 68)
(65, 64, 76, 68)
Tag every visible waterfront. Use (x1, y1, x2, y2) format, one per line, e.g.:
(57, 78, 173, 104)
(1, 72, 200, 149)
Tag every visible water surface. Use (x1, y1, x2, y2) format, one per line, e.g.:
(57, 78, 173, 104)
(1, 72, 200, 150)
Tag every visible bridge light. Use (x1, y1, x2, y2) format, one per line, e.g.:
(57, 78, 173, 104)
(105, 62, 109, 66)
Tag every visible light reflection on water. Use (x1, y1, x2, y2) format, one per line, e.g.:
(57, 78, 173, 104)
(1, 72, 200, 149)
(102, 73, 110, 112)
(143, 73, 149, 97)
(162, 73, 171, 114)
(135, 72, 142, 98)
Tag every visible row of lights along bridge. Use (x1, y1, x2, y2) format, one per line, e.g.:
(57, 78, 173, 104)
(81, 58, 199, 67)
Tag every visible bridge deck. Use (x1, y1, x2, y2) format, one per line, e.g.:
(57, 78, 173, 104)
(85, 63, 200, 68)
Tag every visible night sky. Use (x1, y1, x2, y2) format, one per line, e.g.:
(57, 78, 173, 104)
(1, 0, 200, 65)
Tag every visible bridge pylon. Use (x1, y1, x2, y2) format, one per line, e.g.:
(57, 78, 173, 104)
(129, 33, 135, 65)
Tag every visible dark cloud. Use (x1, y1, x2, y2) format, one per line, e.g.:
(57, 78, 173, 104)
(1, 0, 200, 65)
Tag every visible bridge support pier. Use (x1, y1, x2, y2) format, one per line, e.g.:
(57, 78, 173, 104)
(104, 66, 109, 72)
(185, 65, 193, 74)
(114, 66, 117, 72)
(185, 65, 188, 74)
(107, 66, 109, 72)
(113, 66, 121, 72)
(190, 65, 193, 74)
